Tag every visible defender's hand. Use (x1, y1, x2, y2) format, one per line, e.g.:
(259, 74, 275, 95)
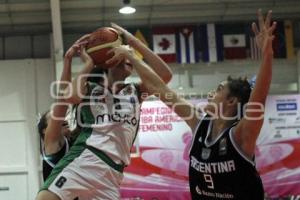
(252, 9, 276, 55)
(111, 23, 136, 45)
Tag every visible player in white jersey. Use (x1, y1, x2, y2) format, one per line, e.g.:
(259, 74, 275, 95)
(36, 24, 172, 200)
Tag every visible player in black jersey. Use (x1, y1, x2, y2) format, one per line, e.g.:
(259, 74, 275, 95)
(111, 9, 276, 200)
(38, 110, 72, 180)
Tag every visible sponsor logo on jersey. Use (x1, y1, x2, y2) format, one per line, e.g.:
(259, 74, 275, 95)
(198, 136, 202, 143)
(89, 84, 140, 127)
(95, 113, 138, 126)
(219, 138, 227, 156)
(201, 148, 211, 160)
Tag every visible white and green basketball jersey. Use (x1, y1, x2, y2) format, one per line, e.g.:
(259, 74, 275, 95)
(78, 82, 141, 165)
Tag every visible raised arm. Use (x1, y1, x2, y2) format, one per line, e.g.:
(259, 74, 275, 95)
(44, 35, 91, 154)
(44, 41, 79, 154)
(111, 23, 173, 85)
(64, 35, 94, 104)
(234, 10, 276, 157)
(106, 46, 200, 132)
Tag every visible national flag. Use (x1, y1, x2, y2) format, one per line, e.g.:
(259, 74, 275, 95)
(222, 24, 247, 60)
(223, 34, 247, 59)
(198, 23, 223, 62)
(176, 26, 199, 63)
(250, 36, 262, 60)
(135, 29, 148, 46)
(273, 21, 286, 58)
(284, 20, 295, 59)
(134, 29, 149, 60)
(152, 27, 176, 63)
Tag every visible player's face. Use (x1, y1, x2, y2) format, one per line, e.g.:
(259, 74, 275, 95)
(204, 81, 231, 115)
(44, 114, 71, 139)
(110, 59, 133, 79)
(124, 59, 133, 74)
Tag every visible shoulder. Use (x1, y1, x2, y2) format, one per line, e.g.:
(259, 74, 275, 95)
(228, 125, 255, 166)
(86, 81, 101, 93)
(129, 82, 144, 103)
(42, 136, 69, 158)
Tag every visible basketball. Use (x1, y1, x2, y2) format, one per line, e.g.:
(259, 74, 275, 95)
(86, 27, 123, 68)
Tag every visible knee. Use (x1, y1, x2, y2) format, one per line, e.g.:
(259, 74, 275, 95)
(36, 190, 61, 200)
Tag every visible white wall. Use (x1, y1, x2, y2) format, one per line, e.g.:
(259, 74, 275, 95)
(0, 58, 54, 200)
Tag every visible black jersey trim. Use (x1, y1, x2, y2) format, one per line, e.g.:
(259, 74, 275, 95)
(42, 137, 69, 168)
(229, 127, 255, 166)
(204, 120, 231, 147)
(189, 114, 207, 155)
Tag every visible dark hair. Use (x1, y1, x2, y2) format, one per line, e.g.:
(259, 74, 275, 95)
(87, 67, 107, 84)
(37, 110, 50, 140)
(226, 76, 252, 117)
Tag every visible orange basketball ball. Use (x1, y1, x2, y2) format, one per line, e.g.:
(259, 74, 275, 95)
(86, 27, 122, 69)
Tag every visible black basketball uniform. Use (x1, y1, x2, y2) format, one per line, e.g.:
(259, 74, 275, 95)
(189, 115, 264, 200)
(42, 137, 70, 181)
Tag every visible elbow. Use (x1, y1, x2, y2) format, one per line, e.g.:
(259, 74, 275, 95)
(64, 94, 81, 104)
(160, 63, 173, 84)
(162, 72, 173, 84)
(62, 85, 82, 104)
(64, 95, 82, 104)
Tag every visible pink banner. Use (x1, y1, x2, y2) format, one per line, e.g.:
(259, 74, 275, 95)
(257, 95, 300, 199)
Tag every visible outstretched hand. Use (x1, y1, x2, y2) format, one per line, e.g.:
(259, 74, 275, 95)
(65, 34, 90, 59)
(79, 45, 94, 67)
(252, 9, 276, 56)
(111, 22, 136, 45)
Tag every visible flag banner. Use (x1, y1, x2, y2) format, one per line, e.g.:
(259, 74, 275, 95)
(134, 29, 149, 60)
(273, 21, 287, 58)
(250, 36, 262, 60)
(294, 21, 300, 49)
(135, 29, 148, 46)
(207, 23, 218, 62)
(223, 34, 247, 59)
(223, 34, 246, 47)
(284, 20, 295, 59)
(176, 26, 199, 64)
(152, 27, 176, 63)
(198, 24, 223, 62)
(153, 34, 175, 54)
(128, 27, 152, 60)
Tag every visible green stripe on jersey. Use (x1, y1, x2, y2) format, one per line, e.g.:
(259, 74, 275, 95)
(40, 128, 93, 191)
